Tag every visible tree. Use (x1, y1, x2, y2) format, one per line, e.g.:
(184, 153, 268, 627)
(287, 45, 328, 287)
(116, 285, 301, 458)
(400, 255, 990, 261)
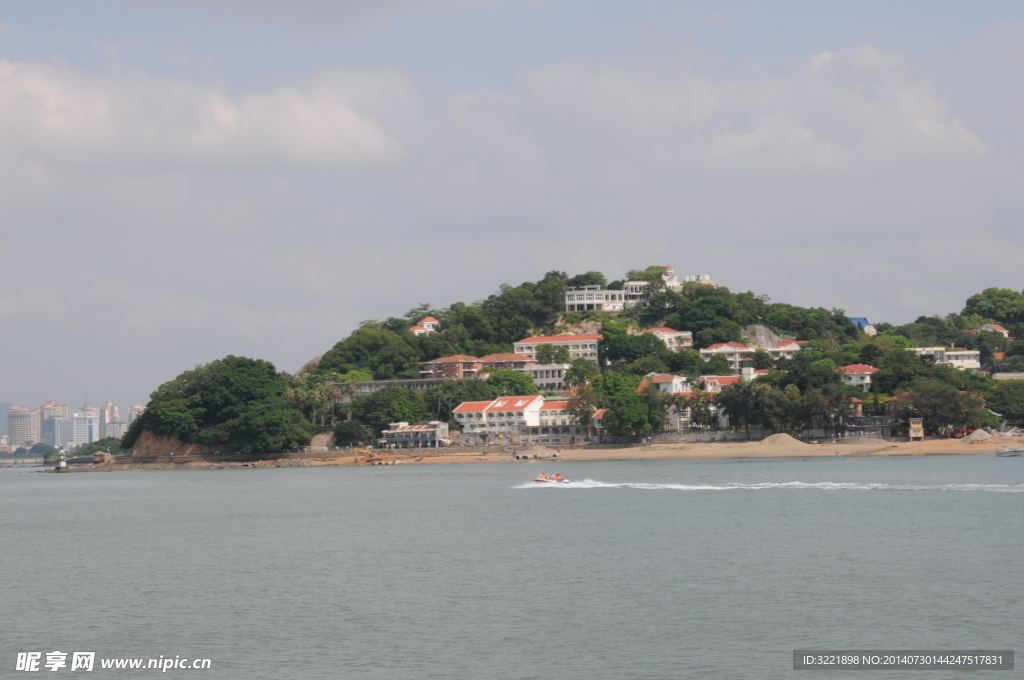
(983, 380, 1024, 422)
(354, 386, 427, 435)
(318, 327, 422, 379)
(901, 378, 985, 433)
(603, 392, 653, 435)
(683, 390, 716, 429)
(565, 358, 600, 387)
(486, 369, 538, 396)
(567, 271, 608, 288)
(701, 354, 732, 375)
(123, 356, 312, 453)
(567, 385, 599, 431)
(424, 380, 497, 421)
(622, 355, 670, 376)
(29, 442, 56, 455)
(751, 350, 774, 369)
(601, 333, 667, 363)
(716, 382, 763, 435)
(334, 421, 373, 446)
(962, 287, 1024, 324)
(536, 344, 571, 364)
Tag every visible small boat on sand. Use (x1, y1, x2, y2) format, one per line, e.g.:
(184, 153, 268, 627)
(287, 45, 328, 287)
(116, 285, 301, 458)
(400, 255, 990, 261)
(535, 475, 569, 484)
(996, 446, 1023, 457)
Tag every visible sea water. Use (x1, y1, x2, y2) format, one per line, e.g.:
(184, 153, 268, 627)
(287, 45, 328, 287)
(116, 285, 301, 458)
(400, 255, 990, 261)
(1, 455, 1021, 679)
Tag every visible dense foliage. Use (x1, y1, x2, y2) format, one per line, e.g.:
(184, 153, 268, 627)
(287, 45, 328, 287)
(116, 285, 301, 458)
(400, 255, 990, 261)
(123, 356, 312, 454)
(123, 272, 1024, 449)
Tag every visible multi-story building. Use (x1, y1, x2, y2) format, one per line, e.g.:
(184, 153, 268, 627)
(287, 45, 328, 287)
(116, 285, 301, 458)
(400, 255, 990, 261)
(8, 405, 40, 447)
(513, 334, 602, 361)
(644, 327, 693, 350)
(105, 420, 128, 439)
(841, 364, 880, 392)
(765, 340, 808, 360)
(479, 353, 537, 371)
(408, 317, 440, 336)
(39, 400, 69, 420)
(699, 375, 742, 393)
(127, 405, 146, 425)
(453, 395, 545, 435)
(72, 403, 101, 447)
(0, 401, 11, 436)
(910, 347, 982, 372)
(523, 363, 572, 392)
(564, 267, 715, 312)
(332, 378, 452, 404)
(380, 421, 450, 448)
(419, 355, 485, 379)
(699, 343, 754, 373)
(42, 417, 75, 447)
(98, 402, 120, 439)
(639, 373, 691, 393)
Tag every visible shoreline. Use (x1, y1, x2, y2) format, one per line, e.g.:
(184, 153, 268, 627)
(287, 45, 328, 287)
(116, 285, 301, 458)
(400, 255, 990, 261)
(40, 436, 1022, 472)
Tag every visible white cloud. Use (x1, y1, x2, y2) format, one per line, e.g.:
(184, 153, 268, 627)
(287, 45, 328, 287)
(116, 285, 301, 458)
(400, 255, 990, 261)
(0, 60, 416, 171)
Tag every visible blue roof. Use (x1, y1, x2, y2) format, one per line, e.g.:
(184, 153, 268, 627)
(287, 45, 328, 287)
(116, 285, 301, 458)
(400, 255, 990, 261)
(849, 317, 870, 329)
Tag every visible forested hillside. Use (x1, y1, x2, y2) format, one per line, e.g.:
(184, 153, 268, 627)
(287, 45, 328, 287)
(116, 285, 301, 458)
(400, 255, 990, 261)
(123, 268, 1024, 449)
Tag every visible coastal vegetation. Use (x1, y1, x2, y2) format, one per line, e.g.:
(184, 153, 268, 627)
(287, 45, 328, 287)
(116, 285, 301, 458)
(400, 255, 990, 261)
(121, 272, 1024, 450)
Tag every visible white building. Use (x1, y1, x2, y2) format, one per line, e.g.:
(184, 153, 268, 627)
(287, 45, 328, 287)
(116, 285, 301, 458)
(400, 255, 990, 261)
(522, 363, 573, 392)
(641, 373, 691, 393)
(766, 340, 808, 360)
(380, 421, 450, 448)
(644, 327, 693, 350)
(39, 400, 69, 420)
(453, 395, 545, 435)
(564, 267, 715, 312)
(73, 403, 101, 447)
(840, 364, 880, 392)
(980, 323, 1010, 337)
(513, 334, 602, 361)
(8, 405, 40, 447)
(98, 402, 120, 439)
(910, 347, 982, 372)
(408, 316, 440, 336)
(127, 405, 146, 425)
(699, 342, 753, 373)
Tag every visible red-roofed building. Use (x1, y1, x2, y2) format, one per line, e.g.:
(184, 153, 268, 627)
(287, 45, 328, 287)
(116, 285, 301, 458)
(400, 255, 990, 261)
(840, 364, 881, 392)
(699, 342, 753, 373)
(644, 327, 693, 350)
(409, 317, 440, 336)
(767, 340, 808, 360)
(638, 373, 691, 394)
(980, 323, 1009, 337)
(513, 333, 602, 361)
(479, 353, 537, 370)
(453, 395, 604, 444)
(699, 375, 741, 392)
(420, 355, 484, 379)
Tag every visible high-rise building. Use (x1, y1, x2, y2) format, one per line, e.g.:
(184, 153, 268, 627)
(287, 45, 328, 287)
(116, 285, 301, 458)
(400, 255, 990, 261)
(127, 404, 146, 425)
(39, 400, 69, 420)
(72, 402, 101, 447)
(98, 402, 120, 439)
(8, 405, 41, 447)
(105, 421, 128, 439)
(0, 402, 12, 436)
(42, 417, 75, 447)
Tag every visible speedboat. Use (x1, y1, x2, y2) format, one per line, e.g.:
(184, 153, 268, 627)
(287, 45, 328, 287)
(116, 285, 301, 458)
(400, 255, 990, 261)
(535, 475, 569, 484)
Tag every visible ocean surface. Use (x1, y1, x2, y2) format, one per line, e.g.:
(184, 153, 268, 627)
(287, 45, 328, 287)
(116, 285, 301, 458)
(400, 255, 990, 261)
(1, 455, 1021, 679)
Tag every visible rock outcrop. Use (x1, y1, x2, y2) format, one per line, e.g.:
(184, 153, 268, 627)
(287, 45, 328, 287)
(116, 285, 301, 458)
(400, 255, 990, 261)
(130, 431, 227, 457)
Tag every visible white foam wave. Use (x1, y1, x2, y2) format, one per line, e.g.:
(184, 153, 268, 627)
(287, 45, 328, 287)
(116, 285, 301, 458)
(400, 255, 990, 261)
(514, 479, 1024, 492)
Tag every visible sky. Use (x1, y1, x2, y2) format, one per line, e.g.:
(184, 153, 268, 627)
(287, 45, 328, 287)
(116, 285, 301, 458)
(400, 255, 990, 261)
(1, 0, 1023, 410)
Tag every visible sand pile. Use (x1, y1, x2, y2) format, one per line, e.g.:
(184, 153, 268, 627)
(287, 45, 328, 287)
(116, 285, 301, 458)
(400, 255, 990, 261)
(962, 429, 993, 443)
(760, 433, 807, 446)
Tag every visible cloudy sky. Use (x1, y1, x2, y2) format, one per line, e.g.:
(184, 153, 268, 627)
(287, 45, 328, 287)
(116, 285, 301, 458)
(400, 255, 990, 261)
(2, 1, 1023, 410)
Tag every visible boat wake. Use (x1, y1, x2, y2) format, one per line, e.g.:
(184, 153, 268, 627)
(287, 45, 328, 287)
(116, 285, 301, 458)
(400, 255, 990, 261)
(514, 479, 1024, 492)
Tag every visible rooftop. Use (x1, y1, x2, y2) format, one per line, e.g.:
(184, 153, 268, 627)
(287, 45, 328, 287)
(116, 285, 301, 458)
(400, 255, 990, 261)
(515, 333, 603, 344)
